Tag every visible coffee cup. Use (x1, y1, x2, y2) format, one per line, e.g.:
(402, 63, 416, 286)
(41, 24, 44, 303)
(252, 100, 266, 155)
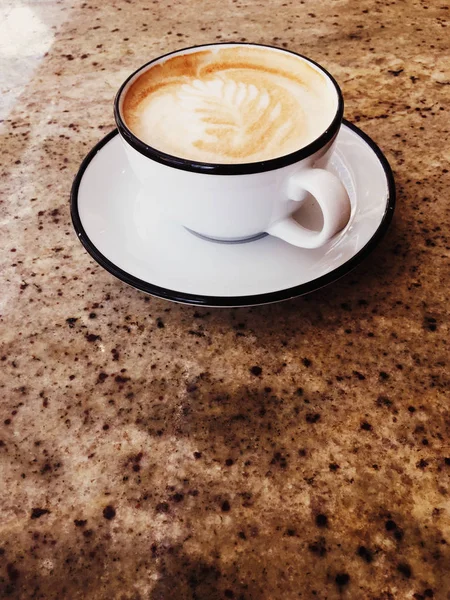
(114, 43, 351, 248)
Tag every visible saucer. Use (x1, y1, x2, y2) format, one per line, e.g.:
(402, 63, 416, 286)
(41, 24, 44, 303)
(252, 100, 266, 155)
(71, 121, 395, 307)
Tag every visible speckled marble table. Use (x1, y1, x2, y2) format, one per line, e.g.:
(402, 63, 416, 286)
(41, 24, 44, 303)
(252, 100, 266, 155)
(1, 1, 450, 599)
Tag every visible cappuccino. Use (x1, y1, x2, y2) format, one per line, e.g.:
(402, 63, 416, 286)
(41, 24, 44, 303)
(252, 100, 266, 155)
(121, 45, 338, 164)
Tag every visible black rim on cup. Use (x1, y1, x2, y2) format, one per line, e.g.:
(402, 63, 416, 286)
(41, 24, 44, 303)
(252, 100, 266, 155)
(114, 42, 345, 176)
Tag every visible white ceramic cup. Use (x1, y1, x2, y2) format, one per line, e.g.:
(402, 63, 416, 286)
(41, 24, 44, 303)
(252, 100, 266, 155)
(114, 43, 351, 248)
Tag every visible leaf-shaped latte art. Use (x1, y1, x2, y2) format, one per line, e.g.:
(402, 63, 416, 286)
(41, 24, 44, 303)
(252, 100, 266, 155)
(176, 77, 295, 160)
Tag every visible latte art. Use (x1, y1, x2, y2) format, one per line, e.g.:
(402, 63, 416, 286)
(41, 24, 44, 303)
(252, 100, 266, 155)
(173, 76, 299, 161)
(122, 46, 337, 164)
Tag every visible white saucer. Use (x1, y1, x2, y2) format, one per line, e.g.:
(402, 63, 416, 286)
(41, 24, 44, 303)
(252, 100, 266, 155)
(71, 121, 395, 307)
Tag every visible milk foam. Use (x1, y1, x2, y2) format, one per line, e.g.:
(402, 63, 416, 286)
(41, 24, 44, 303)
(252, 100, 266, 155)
(122, 46, 337, 164)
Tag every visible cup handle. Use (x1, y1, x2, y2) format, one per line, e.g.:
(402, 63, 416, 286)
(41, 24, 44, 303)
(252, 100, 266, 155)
(266, 168, 351, 249)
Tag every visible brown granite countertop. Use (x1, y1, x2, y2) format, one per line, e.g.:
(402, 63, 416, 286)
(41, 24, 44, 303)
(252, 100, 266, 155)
(1, 0, 450, 598)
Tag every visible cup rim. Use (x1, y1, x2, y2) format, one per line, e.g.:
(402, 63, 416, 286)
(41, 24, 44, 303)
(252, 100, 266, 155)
(114, 42, 344, 175)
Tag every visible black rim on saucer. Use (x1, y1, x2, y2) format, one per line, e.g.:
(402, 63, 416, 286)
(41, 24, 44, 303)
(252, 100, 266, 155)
(114, 42, 344, 176)
(70, 121, 396, 307)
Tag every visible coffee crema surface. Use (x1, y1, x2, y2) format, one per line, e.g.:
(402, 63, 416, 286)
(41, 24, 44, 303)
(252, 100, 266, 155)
(122, 46, 337, 164)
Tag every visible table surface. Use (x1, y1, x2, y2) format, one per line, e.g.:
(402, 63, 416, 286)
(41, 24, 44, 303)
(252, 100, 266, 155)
(1, 1, 449, 599)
